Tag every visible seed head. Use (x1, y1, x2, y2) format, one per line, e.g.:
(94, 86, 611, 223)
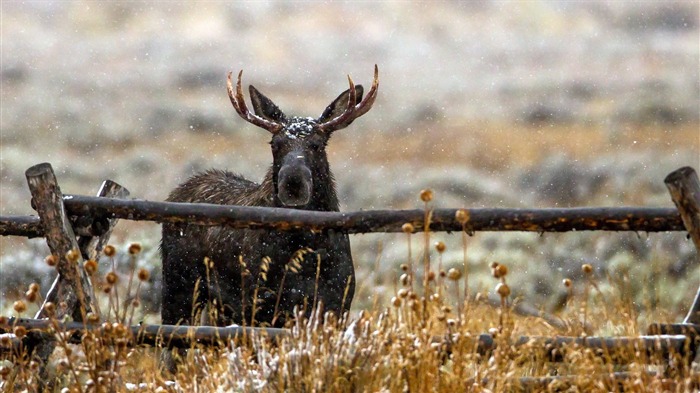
(25, 290, 37, 303)
(113, 323, 127, 337)
(28, 283, 40, 294)
(435, 241, 446, 253)
(399, 273, 410, 287)
(13, 300, 27, 314)
(427, 271, 436, 282)
(137, 268, 150, 282)
(106, 271, 118, 285)
(397, 288, 409, 299)
(402, 223, 414, 234)
(44, 302, 56, 316)
(66, 249, 80, 263)
(128, 243, 142, 255)
(582, 264, 593, 275)
(391, 297, 401, 307)
(496, 282, 511, 298)
(563, 278, 572, 288)
(87, 313, 100, 324)
(103, 245, 116, 257)
(45, 255, 58, 267)
(447, 268, 462, 281)
(455, 209, 469, 224)
(492, 263, 508, 279)
(0, 335, 11, 348)
(13, 326, 26, 338)
(400, 264, 409, 272)
(419, 189, 433, 203)
(84, 259, 98, 275)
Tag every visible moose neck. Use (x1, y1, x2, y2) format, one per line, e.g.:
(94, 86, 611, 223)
(266, 158, 340, 212)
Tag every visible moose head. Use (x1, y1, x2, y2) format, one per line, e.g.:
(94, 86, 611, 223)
(227, 65, 379, 208)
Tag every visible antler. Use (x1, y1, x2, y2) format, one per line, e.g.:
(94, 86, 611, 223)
(317, 64, 379, 132)
(227, 71, 283, 134)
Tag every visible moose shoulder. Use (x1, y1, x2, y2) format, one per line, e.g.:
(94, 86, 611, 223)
(160, 66, 379, 336)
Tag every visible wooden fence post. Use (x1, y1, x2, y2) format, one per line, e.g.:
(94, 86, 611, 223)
(26, 163, 93, 322)
(24, 164, 130, 381)
(664, 166, 700, 324)
(75, 179, 130, 262)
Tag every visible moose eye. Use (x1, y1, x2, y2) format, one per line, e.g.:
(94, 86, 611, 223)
(309, 140, 323, 151)
(270, 139, 284, 151)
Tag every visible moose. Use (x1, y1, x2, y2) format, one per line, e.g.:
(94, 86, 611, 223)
(160, 66, 378, 368)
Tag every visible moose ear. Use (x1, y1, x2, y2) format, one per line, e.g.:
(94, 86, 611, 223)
(249, 85, 287, 123)
(318, 85, 364, 125)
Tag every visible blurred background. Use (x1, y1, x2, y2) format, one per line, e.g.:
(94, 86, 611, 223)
(1, 1, 698, 322)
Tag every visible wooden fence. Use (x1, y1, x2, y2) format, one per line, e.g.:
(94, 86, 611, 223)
(1, 162, 699, 388)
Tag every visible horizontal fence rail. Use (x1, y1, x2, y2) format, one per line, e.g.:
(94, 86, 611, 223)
(0, 196, 685, 238)
(1, 318, 695, 365)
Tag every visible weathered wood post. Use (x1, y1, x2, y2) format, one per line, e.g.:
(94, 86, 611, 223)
(24, 163, 129, 380)
(664, 166, 700, 325)
(26, 163, 93, 322)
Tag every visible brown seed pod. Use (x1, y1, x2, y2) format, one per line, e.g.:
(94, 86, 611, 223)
(435, 241, 446, 253)
(44, 302, 56, 316)
(397, 288, 409, 299)
(399, 273, 410, 287)
(447, 268, 462, 281)
(128, 243, 142, 255)
(401, 223, 415, 234)
(105, 271, 118, 285)
(103, 245, 116, 257)
(66, 249, 80, 263)
(496, 282, 511, 298)
(101, 322, 113, 334)
(427, 271, 436, 282)
(45, 255, 58, 267)
(582, 264, 593, 274)
(84, 259, 98, 275)
(495, 264, 508, 278)
(391, 297, 401, 307)
(25, 291, 37, 303)
(28, 283, 40, 294)
(400, 264, 409, 272)
(13, 300, 27, 314)
(87, 313, 100, 324)
(13, 326, 26, 338)
(563, 278, 572, 288)
(420, 189, 433, 203)
(113, 323, 127, 337)
(455, 209, 469, 224)
(137, 268, 150, 282)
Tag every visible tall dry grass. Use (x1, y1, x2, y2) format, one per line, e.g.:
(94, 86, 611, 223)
(1, 192, 698, 392)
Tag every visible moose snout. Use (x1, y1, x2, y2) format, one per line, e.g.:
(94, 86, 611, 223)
(278, 164, 312, 207)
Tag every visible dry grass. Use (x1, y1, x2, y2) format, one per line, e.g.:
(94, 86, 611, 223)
(1, 207, 698, 392)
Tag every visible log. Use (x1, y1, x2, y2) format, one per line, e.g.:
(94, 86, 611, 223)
(58, 196, 685, 233)
(1, 318, 694, 365)
(664, 166, 700, 325)
(0, 215, 44, 238)
(25, 163, 94, 321)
